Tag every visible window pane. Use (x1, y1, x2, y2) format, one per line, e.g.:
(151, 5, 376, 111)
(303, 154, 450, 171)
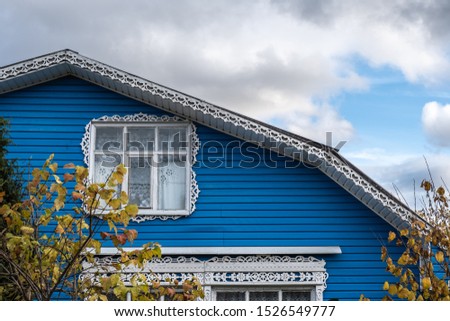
(127, 127, 155, 152)
(249, 292, 278, 301)
(94, 154, 122, 209)
(216, 292, 246, 301)
(282, 291, 311, 301)
(157, 155, 187, 210)
(94, 154, 122, 183)
(159, 127, 187, 152)
(128, 157, 152, 208)
(95, 127, 123, 151)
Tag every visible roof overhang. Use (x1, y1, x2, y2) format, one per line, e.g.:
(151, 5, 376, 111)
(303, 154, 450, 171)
(0, 49, 422, 231)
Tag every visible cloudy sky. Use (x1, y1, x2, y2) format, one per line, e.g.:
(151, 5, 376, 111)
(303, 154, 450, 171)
(1, 0, 450, 207)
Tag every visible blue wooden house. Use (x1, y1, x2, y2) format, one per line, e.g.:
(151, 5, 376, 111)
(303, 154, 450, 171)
(0, 50, 419, 301)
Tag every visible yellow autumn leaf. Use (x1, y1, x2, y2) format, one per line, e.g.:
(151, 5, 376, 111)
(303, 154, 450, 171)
(400, 273, 407, 283)
(110, 274, 120, 287)
(112, 172, 124, 184)
(63, 163, 76, 169)
(116, 163, 127, 175)
(125, 229, 138, 243)
(63, 173, 74, 182)
(388, 284, 397, 295)
(53, 174, 62, 184)
(20, 226, 35, 235)
(383, 281, 389, 291)
(74, 183, 85, 191)
(398, 288, 410, 299)
(400, 229, 409, 237)
(55, 224, 64, 234)
(109, 199, 121, 210)
(43, 154, 54, 167)
(421, 180, 432, 191)
(388, 231, 396, 242)
(125, 204, 139, 216)
(120, 191, 128, 203)
(398, 253, 409, 265)
(49, 162, 58, 173)
(54, 198, 64, 211)
(436, 251, 444, 263)
(40, 170, 50, 180)
(90, 239, 102, 254)
(72, 192, 83, 200)
(422, 277, 431, 289)
(75, 166, 88, 182)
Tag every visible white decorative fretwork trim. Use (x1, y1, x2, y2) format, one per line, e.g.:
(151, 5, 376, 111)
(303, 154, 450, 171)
(81, 113, 200, 222)
(0, 50, 417, 227)
(82, 255, 329, 301)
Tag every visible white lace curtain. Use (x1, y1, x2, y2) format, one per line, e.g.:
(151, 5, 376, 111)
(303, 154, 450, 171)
(158, 156, 186, 210)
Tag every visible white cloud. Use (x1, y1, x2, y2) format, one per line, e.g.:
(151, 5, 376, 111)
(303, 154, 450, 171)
(344, 148, 450, 209)
(283, 102, 354, 145)
(422, 101, 450, 147)
(2, 0, 450, 146)
(380, 154, 450, 210)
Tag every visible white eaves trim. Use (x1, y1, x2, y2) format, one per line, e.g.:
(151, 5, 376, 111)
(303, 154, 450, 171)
(99, 246, 342, 256)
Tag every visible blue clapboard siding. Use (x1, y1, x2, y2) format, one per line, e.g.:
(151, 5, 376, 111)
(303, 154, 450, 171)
(0, 76, 405, 300)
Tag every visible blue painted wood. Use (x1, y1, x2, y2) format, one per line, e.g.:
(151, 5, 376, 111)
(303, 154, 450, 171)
(0, 76, 409, 300)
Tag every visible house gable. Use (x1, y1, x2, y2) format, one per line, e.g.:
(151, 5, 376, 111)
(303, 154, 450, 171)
(1, 75, 406, 299)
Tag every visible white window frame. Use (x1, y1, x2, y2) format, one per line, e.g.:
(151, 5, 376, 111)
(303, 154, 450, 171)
(81, 113, 200, 222)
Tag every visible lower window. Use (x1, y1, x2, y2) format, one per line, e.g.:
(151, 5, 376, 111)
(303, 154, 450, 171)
(214, 287, 312, 301)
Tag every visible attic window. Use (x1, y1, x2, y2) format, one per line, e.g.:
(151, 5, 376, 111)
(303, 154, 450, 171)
(81, 113, 200, 222)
